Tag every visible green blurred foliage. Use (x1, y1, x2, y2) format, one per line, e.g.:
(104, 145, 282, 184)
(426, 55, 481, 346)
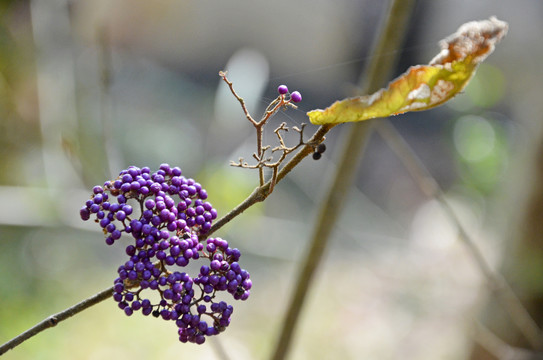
(450, 64, 509, 195)
(0, 2, 40, 186)
(464, 64, 506, 109)
(453, 113, 509, 194)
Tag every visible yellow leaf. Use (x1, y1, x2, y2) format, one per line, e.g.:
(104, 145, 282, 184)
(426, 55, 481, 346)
(307, 17, 508, 125)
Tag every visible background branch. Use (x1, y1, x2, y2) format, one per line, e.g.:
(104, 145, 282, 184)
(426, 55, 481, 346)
(0, 286, 114, 356)
(270, 1, 417, 359)
(205, 124, 333, 239)
(374, 119, 543, 351)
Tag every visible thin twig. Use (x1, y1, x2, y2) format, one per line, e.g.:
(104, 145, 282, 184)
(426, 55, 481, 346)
(205, 124, 334, 239)
(374, 119, 543, 351)
(219, 71, 303, 188)
(0, 286, 114, 356)
(219, 71, 265, 184)
(219, 71, 257, 126)
(269, 1, 417, 359)
(270, 166, 279, 194)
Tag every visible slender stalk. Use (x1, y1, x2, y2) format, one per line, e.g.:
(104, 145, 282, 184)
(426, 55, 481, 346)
(206, 124, 333, 238)
(219, 71, 258, 126)
(270, 123, 373, 360)
(269, 1, 416, 359)
(221, 71, 304, 187)
(374, 119, 543, 350)
(0, 286, 114, 356)
(257, 125, 265, 185)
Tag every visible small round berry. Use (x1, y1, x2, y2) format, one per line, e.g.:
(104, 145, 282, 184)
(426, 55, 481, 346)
(210, 260, 221, 271)
(277, 84, 289, 95)
(131, 300, 142, 311)
(130, 181, 141, 190)
(172, 167, 182, 176)
(121, 174, 133, 183)
(80, 207, 90, 221)
(115, 211, 126, 221)
(99, 218, 110, 228)
(93, 194, 103, 204)
(290, 91, 302, 103)
(312, 152, 322, 160)
(316, 143, 326, 154)
(122, 205, 133, 215)
(111, 229, 122, 240)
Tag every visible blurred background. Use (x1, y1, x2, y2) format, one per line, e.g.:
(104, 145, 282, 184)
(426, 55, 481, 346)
(1, 0, 542, 359)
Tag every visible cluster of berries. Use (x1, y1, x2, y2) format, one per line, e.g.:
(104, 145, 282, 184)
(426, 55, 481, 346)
(80, 164, 251, 344)
(277, 84, 302, 103)
(312, 143, 327, 160)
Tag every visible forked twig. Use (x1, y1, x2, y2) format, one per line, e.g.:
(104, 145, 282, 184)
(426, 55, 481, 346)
(220, 72, 319, 193)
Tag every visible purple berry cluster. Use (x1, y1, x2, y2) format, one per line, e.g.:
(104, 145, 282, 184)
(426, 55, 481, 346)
(277, 84, 302, 103)
(80, 164, 251, 344)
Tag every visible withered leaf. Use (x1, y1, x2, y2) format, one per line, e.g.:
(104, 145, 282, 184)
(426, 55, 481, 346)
(307, 17, 508, 125)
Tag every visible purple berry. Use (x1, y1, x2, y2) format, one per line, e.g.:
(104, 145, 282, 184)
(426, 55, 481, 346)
(132, 301, 142, 311)
(277, 84, 289, 95)
(115, 211, 126, 221)
(80, 207, 90, 221)
(290, 91, 302, 103)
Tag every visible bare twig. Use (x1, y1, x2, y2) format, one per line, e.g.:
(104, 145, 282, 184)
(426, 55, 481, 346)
(219, 71, 265, 184)
(219, 71, 309, 189)
(269, 166, 279, 194)
(374, 119, 543, 351)
(269, 1, 417, 359)
(205, 123, 334, 239)
(0, 286, 114, 356)
(219, 71, 258, 126)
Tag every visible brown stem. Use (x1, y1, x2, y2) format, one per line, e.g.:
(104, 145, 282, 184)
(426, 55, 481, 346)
(374, 119, 543, 351)
(220, 72, 294, 187)
(205, 124, 334, 239)
(256, 124, 265, 185)
(0, 286, 114, 356)
(269, 1, 416, 359)
(219, 71, 257, 126)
